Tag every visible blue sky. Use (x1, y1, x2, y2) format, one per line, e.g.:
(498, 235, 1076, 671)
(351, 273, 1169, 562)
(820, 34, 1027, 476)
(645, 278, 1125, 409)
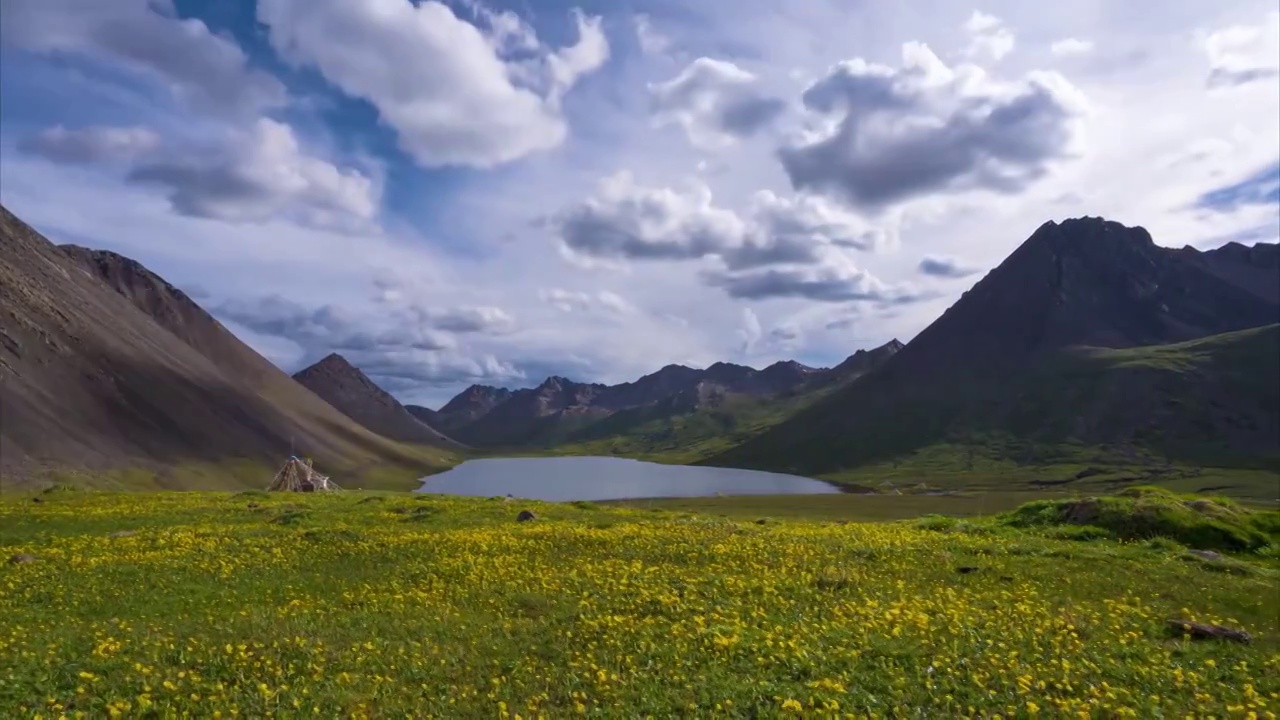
(2, 0, 1278, 407)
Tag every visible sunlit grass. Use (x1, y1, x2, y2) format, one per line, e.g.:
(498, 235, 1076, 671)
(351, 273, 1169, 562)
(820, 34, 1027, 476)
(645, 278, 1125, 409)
(2, 490, 1277, 717)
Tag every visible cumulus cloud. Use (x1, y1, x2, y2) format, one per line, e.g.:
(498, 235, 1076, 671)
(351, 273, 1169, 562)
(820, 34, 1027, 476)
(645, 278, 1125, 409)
(0, 0, 285, 114)
(963, 11, 1015, 62)
(704, 249, 919, 304)
(420, 305, 516, 334)
(633, 14, 671, 55)
(778, 42, 1088, 211)
(19, 125, 161, 165)
(555, 173, 890, 267)
(215, 294, 454, 353)
(1050, 38, 1094, 56)
(350, 350, 524, 390)
(650, 58, 787, 149)
(918, 255, 981, 278)
(127, 119, 379, 228)
(1200, 12, 1280, 88)
(256, 0, 608, 169)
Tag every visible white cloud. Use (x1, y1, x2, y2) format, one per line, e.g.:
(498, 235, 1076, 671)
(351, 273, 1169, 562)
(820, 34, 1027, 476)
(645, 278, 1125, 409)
(420, 306, 516, 334)
(547, 10, 611, 101)
(1050, 38, 1094, 56)
(963, 10, 1015, 62)
(737, 307, 763, 354)
(633, 14, 671, 55)
(19, 125, 161, 165)
(554, 173, 890, 266)
(539, 288, 633, 315)
(0, 0, 285, 114)
(256, 0, 609, 169)
(779, 41, 1089, 211)
(918, 254, 981, 278)
(650, 58, 787, 149)
(1199, 11, 1280, 88)
(127, 119, 379, 228)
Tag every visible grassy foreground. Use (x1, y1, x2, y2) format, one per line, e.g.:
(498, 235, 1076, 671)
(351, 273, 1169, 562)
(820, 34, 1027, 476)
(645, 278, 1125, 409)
(2, 490, 1278, 718)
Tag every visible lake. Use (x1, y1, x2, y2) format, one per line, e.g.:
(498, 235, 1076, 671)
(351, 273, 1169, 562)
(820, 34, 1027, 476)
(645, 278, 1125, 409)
(417, 456, 843, 502)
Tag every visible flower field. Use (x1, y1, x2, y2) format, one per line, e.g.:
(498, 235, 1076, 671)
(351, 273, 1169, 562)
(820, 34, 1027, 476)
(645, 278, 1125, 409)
(2, 490, 1277, 718)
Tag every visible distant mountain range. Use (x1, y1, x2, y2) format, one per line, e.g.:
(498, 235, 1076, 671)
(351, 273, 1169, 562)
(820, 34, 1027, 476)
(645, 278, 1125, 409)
(704, 217, 1280, 476)
(2, 204, 1276, 490)
(408, 339, 903, 449)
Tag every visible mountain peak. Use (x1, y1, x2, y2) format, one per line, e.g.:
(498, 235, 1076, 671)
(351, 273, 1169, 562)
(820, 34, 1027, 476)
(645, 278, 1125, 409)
(293, 355, 460, 447)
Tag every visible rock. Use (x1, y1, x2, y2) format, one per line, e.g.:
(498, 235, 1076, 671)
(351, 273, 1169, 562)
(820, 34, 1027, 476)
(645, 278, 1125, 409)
(516, 510, 537, 522)
(8, 553, 36, 564)
(108, 530, 136, 538)
(956, 566, 980, 574)
(1187, 549, 1225, 562)
(1166, 619, 1252, 644)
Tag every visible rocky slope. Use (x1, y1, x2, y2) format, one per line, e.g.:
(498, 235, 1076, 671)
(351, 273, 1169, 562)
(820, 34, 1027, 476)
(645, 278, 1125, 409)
(293, 353, 461, 448)
(0, 206, 457, 487)
(704, 217, 1280, 474)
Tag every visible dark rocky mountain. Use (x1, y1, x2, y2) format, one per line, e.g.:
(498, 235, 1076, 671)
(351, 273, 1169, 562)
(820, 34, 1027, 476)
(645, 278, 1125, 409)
(705, 217, 1280, 475)
(293, 353, 461, 448)
(433, 385, 514, 429)
(404, 404, 441, 429)
(0, 206, 458, 487)
(821, 340, 904, 385)
(435, 339, 904, 448)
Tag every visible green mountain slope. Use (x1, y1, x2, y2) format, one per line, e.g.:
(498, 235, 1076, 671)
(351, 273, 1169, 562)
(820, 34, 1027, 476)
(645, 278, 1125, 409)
(549, 385, 844, 462)
(703, 324, 1280, 476)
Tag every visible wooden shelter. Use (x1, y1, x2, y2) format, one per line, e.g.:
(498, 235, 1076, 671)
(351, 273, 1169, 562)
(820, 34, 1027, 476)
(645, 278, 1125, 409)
(267, 456, 339, 492)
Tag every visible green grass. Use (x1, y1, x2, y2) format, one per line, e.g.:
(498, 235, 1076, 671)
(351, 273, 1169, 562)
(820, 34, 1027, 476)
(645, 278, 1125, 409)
(1, 490, 1277, 717)
(1001, 485, 1280, 552)
(604, 491, 1067, 522)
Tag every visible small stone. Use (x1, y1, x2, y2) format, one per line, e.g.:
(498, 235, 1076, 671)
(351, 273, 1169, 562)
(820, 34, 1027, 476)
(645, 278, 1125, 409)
(108, 530, 136, 539)
(8, 553, 36, 565)
(1166, 619, 1252, 644)
(516, 510, 537, 522)
(956, 566, 980, 574)
(1187, 549, 1225, 562)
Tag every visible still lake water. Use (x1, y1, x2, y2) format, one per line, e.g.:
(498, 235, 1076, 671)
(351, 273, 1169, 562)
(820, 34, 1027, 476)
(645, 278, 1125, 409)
(417, 456, 842, 502)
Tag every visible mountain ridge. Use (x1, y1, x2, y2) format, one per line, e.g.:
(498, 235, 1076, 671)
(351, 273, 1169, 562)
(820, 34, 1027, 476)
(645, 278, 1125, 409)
(0, 206, 457, 489)
(292, 353, 463, 448)
(430, 339, 905, 448)
(703, 218, 1279, 475)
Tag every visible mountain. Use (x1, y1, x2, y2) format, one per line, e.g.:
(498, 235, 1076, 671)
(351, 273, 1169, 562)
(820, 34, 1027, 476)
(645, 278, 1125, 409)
(432, 385, 515, 430)
(705, 217, 1280, 476)
(822, 339, 904, 385)
(293, 353, 462, 448)
(433, 339, 903, 450)
(0, 206, 457, 489)
(449, 376, 614, 447)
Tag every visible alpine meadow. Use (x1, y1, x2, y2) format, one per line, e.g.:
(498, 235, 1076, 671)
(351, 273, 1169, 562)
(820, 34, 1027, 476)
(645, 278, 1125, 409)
(1, 0, 1278, 718)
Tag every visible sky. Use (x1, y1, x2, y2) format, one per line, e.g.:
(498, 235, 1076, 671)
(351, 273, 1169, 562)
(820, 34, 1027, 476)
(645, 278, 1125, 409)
(1, 0, 1277, 408)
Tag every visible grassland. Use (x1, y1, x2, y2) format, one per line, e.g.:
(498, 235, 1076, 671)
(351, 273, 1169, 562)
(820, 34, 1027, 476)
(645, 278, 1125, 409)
(3, 488, 1278, 717)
